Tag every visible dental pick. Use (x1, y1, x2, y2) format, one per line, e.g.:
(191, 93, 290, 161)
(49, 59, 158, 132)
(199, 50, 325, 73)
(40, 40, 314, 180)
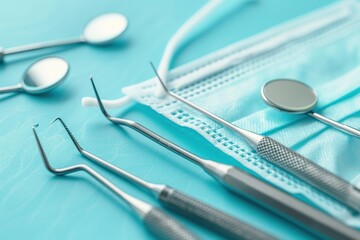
(150, 62, 360, 214)
(88, 76, 360, 240)
(32, 124, 199, 240)
(51, 117, 273, 240)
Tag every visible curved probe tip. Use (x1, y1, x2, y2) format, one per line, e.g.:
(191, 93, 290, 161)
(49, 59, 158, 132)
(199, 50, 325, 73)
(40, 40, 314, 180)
(89, 76, 111, 119)
(149, 61, 169, 95)
(49, 117, 83, 152)
(50, 117, 61, 125)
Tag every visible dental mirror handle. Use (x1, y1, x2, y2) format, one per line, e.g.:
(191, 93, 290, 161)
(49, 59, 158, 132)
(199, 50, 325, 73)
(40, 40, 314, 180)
(2, 37, 84, 56)
(143, 207, 200, 240)
(256, 136, 360, 213)
(158, 187, 273, 240)
(0, 84, 22, 94)
(213, 166, 360, 240)
(308, 111, 360, 138)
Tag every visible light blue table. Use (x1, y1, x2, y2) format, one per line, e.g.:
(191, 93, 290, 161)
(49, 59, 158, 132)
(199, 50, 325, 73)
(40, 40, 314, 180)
(0, 0, 336, 239)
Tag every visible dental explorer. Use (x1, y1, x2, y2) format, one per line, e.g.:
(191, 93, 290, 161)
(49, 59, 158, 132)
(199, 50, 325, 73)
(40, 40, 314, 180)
(89, 77, 360, 240)
(150, 62, 360, 214)
(52, 117, 273, 240)
(32, 124, 199, 240)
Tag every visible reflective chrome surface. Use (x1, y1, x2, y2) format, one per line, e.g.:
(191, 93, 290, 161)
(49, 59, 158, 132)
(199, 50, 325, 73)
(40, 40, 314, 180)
(262, 79, 360, 138)
(83, 13, 128, 44)
(0, 57, 69, 95)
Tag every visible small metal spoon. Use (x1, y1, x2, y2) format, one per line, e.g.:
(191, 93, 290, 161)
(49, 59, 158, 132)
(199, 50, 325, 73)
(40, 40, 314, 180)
(262, 79, 360, 138)
(0, 13, 127, 61)
(0, 57, 69, 95)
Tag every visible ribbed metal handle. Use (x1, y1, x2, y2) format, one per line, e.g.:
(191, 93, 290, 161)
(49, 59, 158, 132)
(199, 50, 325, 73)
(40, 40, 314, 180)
(158, 187, 274, 240)
(257, 136, 360, 212)
(143, 207, 200, 240)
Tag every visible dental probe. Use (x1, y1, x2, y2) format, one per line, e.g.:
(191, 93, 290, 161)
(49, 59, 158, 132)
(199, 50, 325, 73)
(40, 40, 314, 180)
(51, 117, 274, 240)
(32, 125, 199, 240)
(89, 77, 360, 240)
(150, 62, 360, 214)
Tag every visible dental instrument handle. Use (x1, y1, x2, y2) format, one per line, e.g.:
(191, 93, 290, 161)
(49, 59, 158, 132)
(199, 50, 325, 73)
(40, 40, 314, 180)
(0, 84, 22, 93)
(143, 207, 200, 240)
(178, 91, 360, 213)
(156, 75, 360, 212)
(256, 136, 360, 213)
(81, 170, 200, 240)
(91, 175, 200, 240)
(81, 149, 273, 239)
(90, 76, 357, 239)
(158, 187, 274, 240)
(33, 125, 198, 240)
(78, 166, 200, 240)
(205, 163, 360, 240)
(308, 111, 360, 138)
(2, 37, 84, 56)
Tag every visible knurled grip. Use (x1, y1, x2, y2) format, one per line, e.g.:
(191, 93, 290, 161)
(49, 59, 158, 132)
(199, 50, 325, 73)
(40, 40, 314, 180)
(257, 136, 360, 212)
(159, 187, 274, 240)
(143, 207, 200, 240)
(221, 167, 360, 240)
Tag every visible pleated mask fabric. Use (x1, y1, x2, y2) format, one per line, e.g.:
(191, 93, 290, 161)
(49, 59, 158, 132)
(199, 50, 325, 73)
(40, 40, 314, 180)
(123, 0, 360, 226)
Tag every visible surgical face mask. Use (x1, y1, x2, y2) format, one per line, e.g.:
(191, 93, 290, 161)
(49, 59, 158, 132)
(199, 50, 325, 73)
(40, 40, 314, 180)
(85, 0, 360, 227)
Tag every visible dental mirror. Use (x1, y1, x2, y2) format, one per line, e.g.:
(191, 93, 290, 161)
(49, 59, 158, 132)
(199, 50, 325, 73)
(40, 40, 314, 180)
(0, 13, 127, 61)
(262, 79, 360, 138)
(0, 57, 69, 95)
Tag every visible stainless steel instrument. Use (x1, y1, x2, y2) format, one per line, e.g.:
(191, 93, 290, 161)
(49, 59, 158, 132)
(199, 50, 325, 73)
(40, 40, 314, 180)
(150, 63, 360, 214)
(88, 77, 360, 240)
(51, 117, 274, 240)
(0, 57, 68, 94)
(262, 78, 360, 138)
(32, 124, 199, 240)
(0, 13, 127, 62)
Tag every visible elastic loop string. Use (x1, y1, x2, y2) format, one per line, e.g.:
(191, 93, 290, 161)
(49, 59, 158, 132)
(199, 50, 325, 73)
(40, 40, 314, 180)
(82, 0, 224, 108)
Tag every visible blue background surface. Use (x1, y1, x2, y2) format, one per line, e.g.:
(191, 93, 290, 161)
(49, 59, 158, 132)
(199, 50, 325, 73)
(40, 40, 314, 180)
(0, 0, 336, 239)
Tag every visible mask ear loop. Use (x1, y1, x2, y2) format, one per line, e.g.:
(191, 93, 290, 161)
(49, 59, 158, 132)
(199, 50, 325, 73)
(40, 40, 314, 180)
(155, 0, 224, 97)
(82, 0, 224, 109)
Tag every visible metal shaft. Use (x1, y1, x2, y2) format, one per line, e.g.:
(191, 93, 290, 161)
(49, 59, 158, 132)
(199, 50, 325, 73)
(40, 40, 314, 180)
(220, 166, 360, 240)
(89, 77, 360, 239)
(103, 115, 360, 239)
(0, 84, 22, 94)
(309, 111, 360, 138)
(126, 120, 206, 167)
(150, 63, 360, 213)
(74, 164, 154, 217)
(33, 125, 200, 240)
(54, 117, 274, 240)
(82, 150, 164, 194)
(33, 125, 152, 216)
(82, 147, 273, 240)
(3, 37, 84, 55)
